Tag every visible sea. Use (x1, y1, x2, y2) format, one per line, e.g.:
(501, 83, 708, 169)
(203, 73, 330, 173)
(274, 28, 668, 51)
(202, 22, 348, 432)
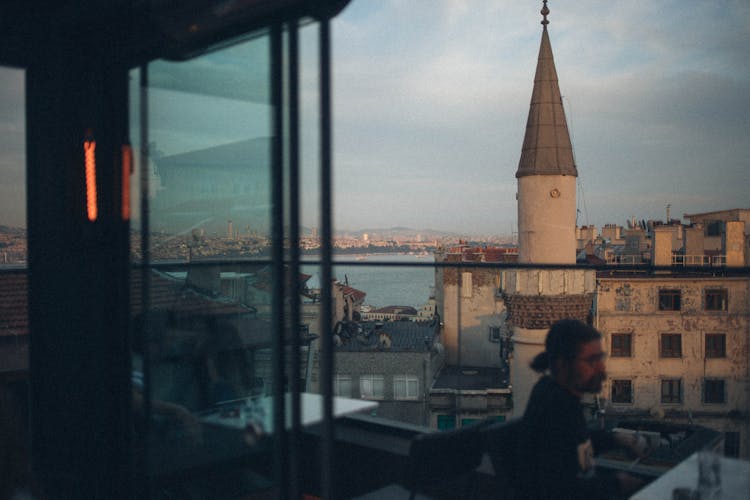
(302, 253, 435, 309)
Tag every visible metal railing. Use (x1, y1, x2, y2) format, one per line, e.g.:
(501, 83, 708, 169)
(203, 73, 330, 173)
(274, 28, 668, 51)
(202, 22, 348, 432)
(672, 254, 726, 267)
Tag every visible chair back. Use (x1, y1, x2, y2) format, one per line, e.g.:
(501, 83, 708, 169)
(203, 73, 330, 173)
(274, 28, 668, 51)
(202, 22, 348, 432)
(482, 419, 524, 495)
(407, 425, 485, 500)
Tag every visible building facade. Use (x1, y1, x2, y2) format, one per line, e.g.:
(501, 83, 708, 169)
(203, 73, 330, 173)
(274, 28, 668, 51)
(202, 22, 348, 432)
(332, 320, 443, 426)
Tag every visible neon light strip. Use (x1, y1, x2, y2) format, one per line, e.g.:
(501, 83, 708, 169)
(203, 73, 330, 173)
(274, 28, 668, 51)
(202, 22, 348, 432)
(84, 139, 97, 221)
(121, 145, 132, 220)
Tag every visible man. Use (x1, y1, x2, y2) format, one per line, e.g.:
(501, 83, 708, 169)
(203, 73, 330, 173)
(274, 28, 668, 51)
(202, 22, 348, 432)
(517, 319, 644, 499)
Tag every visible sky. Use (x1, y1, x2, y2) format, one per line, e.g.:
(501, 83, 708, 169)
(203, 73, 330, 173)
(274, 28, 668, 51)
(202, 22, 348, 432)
(330, 0, 750, 235)
(1, 1, 748, 237)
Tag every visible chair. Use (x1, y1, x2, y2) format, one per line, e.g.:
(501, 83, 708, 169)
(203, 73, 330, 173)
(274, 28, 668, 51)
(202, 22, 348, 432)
(481, 419, 524, 499)
(405, 425, 486, 500)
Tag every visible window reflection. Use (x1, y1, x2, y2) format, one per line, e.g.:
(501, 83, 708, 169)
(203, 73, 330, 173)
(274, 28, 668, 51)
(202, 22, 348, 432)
(130, 31, 279, 497)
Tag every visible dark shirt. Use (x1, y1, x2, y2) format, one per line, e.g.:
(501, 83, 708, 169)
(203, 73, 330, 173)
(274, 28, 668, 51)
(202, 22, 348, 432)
(517, 376, 618, 500)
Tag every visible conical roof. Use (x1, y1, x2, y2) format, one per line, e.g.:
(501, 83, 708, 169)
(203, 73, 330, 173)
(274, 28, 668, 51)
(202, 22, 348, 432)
(516, 15, 577, 178)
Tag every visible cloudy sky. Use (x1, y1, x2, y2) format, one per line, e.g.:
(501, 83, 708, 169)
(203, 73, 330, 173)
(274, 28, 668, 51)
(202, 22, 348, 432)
(330, 0, 750, 235)
(1, 1, 748, 237)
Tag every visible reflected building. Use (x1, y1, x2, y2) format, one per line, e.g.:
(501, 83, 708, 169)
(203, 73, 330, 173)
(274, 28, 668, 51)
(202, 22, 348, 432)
(152, 138, 271, 236)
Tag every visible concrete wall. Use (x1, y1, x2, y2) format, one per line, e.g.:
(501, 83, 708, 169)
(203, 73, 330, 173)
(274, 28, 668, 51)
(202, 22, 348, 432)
(684, 225, 705, 258)
(652, 227, 674, 266)
(725, 220, 746, 266)
(517, 175, 577, 264)
(441, 267, 506, 366)
(510, 326, 546, 416)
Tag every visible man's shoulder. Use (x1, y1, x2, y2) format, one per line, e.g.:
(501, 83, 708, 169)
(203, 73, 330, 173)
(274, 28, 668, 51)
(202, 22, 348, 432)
(526, 376, 581, 416)
(530, 376, 567, 401)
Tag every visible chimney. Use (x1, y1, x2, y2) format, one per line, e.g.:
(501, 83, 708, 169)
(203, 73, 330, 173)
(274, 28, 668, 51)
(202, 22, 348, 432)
(724, 220, 745, 267)
(652, 226, 673, 266)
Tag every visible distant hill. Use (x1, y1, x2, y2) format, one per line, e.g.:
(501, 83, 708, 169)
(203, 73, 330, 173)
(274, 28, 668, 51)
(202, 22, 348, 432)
(337, 227, 462, 240)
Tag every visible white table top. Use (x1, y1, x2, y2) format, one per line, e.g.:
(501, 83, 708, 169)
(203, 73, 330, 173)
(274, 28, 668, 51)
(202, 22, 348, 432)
(630, 453, 750, 500)
(200, 392, 378, 432)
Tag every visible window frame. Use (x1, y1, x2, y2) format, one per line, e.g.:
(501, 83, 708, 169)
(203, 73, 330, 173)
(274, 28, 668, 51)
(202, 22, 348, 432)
(724, 431, 740, 458)
(488, 325, 501, 343)
(703, 378, 726, 404)
(704, 220, 724, 237)
(704, 288, 728, 312)
(705, 333, 726, 359)
(393, 375, 419, 400)
(660, 378, 682, 404)
(658, 288, 681, 311)
(611, 379, 633, 404)
(437, 414, 456, 431)
(610, 333, 633, 357)
(660, 333, 682, 358)
(359, 374, 385, 400)
(334, 374, 352, 397)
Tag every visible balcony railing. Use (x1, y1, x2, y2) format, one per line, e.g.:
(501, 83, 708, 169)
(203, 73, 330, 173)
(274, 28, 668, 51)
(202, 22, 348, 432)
(673, 254, 726, 267)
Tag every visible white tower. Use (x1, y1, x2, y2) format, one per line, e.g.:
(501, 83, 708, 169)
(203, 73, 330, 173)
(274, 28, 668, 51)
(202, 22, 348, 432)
(516, 0, 577, 265)
(508, 2, 596, 414)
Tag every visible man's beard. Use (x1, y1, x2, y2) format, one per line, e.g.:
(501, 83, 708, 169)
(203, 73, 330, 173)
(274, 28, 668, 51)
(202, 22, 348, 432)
(568, 370, 606, 394)
(580, 372, 606, 394)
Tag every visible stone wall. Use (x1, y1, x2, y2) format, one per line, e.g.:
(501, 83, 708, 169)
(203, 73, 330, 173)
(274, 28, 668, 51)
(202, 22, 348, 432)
(503, 293, 594, 329)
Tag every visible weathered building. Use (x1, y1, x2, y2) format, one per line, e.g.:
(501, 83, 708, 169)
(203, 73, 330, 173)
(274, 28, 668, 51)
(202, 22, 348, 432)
(597, 273, 749, 457)
(332, 320, 443, 426)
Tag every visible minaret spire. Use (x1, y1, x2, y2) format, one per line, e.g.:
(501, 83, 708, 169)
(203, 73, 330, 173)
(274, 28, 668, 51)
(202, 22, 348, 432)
(516, 0, 576, 179)
(541, 0, 549, 26)
(515, 1, 578, 264)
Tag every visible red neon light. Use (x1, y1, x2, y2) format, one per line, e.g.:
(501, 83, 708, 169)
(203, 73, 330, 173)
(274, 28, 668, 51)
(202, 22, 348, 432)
(84, 138, 97, 221)
(121, 145, 132, 220)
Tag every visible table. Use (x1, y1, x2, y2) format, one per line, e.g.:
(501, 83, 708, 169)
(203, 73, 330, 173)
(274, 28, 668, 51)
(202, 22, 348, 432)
(200, 392, 378, 432)
(630, 452, 750, 500)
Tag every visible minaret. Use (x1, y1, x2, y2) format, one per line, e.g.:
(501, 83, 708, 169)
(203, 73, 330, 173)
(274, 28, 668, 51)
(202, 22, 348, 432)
(516, 0, 577, 264)
(506, 2, 596, 414)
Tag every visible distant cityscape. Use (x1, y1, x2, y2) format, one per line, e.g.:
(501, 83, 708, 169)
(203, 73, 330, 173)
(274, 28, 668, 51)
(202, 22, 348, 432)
(0, 224, 514, 264)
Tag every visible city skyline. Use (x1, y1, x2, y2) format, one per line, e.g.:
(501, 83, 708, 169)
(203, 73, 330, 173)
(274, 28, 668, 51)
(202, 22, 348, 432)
(1, 2, 748, 236)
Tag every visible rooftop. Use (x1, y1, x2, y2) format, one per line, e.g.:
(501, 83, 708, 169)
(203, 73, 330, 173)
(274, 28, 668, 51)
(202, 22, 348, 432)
(432, 365, 510, 391)
(334, 320, 439, 352)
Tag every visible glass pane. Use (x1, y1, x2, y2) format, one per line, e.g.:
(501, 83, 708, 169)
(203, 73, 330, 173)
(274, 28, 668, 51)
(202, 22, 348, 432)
(0, 65, 30, 498)
(0, 66, 26, 264)
(131, 33, 278, 498)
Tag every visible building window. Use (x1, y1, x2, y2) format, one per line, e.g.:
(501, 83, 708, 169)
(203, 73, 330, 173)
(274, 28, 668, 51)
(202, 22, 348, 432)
(705, 220, 723, 237)
(611, 380, 633, 404)
(437, 415, 455, 431)
(658, 289, 681, 311)
(661, 379, 682, 404)
(705, 334, 726, 359)
(334, 375, 352, 397)
(703, 379, 726, 404)
(704, 289, 728, 311)
(359, 375, 384, 400)
(393, 375, 419, 400)
(488, 326, 501, 343)
(611, 333, 632, 357)
(724, 432, 740, 458)
(660, 334, 682, 358)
